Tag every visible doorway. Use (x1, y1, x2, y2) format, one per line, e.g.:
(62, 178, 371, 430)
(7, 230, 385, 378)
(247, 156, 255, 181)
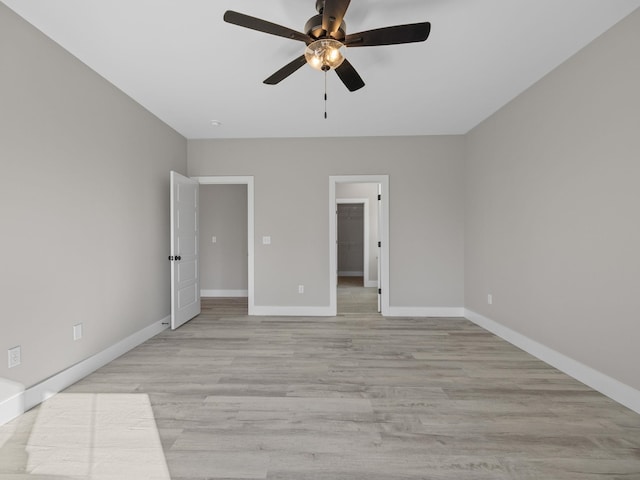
(192, 176, 255, 315)
(329, 175, 389, 316)
(337, 202, 365, 280)
(199, 184, 248, 298)
(336, 199, 377, 314)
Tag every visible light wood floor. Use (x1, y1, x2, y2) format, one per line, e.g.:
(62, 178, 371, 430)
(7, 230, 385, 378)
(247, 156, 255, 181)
(337, 276, 378, 315)
(2, 298, 640, 479)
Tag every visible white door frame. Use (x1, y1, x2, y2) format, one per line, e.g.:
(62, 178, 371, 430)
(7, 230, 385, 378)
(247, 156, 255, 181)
(336, 199, 370, 285)
(191, 176, 255, 315)
(330, 175, 389, 316)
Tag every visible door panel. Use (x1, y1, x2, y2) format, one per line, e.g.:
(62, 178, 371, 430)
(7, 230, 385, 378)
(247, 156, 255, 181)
(178, 282, 198, 309)
(170, 171, 200, 329)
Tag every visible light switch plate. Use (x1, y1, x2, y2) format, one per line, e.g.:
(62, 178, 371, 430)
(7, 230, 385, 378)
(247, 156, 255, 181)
(262, 236, 271, 245)
(73, 323, 83, 341)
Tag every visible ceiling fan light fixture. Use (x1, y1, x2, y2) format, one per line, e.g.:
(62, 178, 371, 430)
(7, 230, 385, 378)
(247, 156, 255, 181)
(224, 5, 431, 92)
(305, 39, 345, 71)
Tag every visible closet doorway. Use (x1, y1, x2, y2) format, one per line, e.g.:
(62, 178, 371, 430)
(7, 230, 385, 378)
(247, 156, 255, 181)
(330, 176, 389, 316)
(336, 199, 378, 314)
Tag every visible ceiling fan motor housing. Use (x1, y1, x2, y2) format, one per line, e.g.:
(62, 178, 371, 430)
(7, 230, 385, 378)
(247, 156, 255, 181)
(305, 13, 346, 41)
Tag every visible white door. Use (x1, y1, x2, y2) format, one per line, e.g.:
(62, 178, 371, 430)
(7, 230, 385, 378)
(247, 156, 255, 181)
(377, 184, 382, 313)
(170, 171, 200, 329)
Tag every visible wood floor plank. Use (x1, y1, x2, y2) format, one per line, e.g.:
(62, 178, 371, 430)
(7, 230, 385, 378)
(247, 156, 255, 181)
(1, 297, 639, 479)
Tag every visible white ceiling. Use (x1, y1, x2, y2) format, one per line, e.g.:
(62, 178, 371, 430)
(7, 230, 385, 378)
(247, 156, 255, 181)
(3, 0, 639, 139)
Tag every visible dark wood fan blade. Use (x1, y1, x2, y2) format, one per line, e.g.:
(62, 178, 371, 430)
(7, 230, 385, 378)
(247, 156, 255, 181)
(322, 0, 351, 36)
(224, 11, 312, 44)
(345, 22, 431, 47)
(335, 59, 365, 92)
(264, 55, 308, 85)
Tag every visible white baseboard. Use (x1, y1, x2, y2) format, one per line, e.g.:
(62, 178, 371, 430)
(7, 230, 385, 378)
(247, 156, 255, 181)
(201, 289, 248, 298)
(251, 306, 333, 316)
(338, 271, 364, 277)
(464, 309, 640, 415)
(0, 316, 169, 427)
(0, 379, 25, 426)
(386, 307, 465, 317)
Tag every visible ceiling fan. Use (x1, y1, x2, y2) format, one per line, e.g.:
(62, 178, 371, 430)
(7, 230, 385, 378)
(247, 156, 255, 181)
(223, 0, 431, 92)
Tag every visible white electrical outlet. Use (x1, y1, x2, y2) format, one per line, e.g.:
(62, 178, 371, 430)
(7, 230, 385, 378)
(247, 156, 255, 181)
(8, 346, 21, 368)
(73, 323, 83, 341)
(298, 285, 304, 294)
(487, 294, 493, 305)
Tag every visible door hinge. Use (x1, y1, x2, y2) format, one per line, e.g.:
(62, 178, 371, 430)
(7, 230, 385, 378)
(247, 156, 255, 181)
(378, 241, 381, 248)
(378, 194, 381, 201)
(168, 255, 174, 261)
(378, 288, 382, 294)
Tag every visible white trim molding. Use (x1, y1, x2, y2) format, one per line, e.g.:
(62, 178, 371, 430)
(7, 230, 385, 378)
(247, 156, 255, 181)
(465, 309, 640, 415)
(0, 379, 24, 426)
(0, 317, 169, 427)
(201, 289, 248, 298)
(386, 307, 465, 318)
(191, 176, 252, 185)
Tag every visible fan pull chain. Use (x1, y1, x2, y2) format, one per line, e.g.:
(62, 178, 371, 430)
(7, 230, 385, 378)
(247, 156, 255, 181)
(324, 70, 328, 119)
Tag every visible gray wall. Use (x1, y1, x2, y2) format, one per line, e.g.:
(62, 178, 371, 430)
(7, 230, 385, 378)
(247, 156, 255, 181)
(199, 184, 248, 293)
(0, 4, 187, 389)
(188, 136, 465, 309)
(465, 9, 640, 390)
(336, 183, 379, 285)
